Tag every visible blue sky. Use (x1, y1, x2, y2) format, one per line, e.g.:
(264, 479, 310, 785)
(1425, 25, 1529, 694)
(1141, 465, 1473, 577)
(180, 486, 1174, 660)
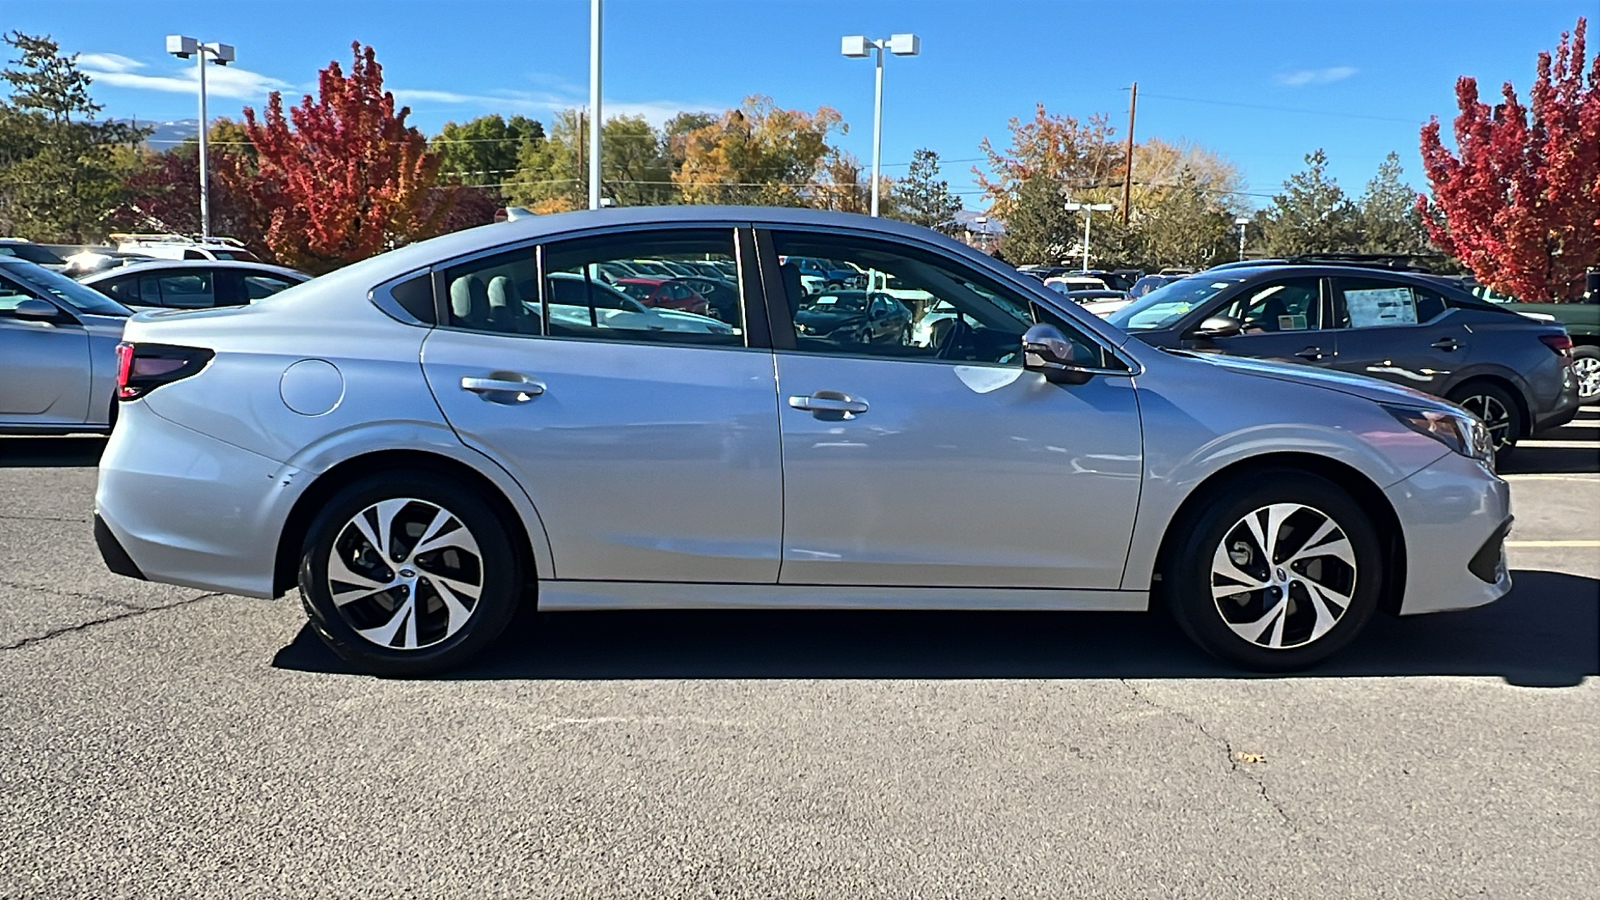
(8, 0, 1590, 210)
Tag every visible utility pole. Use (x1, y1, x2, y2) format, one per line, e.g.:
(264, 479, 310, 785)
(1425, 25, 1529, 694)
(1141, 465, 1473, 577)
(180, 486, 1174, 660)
(1121, 82, 1137, 227)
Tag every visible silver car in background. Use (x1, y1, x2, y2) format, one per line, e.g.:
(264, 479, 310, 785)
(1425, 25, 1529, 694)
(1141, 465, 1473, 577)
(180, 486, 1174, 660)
(95, 208, 1511, 675)
(1, 257, 132, 434)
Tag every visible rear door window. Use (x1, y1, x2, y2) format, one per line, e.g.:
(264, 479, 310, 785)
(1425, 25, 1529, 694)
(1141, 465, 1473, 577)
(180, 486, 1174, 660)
(1335, 279, 1448, 328)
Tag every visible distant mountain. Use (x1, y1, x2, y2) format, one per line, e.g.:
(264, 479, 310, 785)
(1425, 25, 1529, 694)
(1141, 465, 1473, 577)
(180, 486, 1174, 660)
(114, 118, 199, 148)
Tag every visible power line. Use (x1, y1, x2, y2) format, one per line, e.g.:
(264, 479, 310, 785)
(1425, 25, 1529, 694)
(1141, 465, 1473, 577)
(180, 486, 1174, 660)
(1137, 91, 1423, 125)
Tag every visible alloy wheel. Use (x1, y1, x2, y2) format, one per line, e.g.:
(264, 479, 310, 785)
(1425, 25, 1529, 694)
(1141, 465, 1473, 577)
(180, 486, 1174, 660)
(1210, 503, 1358, 650)
(325, 498, 484, 651)
(1573, 355, 1600, 401)
(1457, 393, 1513, 448)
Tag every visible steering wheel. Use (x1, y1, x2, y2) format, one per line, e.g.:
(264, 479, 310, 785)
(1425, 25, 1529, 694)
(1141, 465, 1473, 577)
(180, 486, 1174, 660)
(935, 315, 973, 360)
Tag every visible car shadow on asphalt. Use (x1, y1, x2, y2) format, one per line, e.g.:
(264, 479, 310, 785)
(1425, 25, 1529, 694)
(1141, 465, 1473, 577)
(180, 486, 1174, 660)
(0, 437, 107, 468)
(272, 568, 1598, 687)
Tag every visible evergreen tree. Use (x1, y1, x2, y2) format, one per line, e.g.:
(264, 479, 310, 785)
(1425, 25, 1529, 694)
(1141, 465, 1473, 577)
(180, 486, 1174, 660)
(0, 32, 145, 241)
(1258, 149, 1361, 256)
(1000, 174, 1073, 265)
(1357, 151, 1429, 254)
(432, 114, 543, 191)
(891, 148, 962, 234)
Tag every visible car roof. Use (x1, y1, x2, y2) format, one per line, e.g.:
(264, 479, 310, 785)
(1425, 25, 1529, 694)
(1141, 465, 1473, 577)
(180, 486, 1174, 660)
(79, 259, 309, 282)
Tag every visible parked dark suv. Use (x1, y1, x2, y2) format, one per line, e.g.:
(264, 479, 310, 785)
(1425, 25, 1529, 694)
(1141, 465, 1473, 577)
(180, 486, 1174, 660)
(1106, 265, 1580, 461)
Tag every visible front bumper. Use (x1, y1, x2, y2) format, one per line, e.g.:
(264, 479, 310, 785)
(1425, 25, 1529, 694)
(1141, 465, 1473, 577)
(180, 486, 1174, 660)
(1383, 450, 1513, 615)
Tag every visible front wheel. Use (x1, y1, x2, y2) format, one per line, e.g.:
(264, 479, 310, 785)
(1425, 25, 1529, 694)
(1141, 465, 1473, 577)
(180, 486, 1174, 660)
(298, 472, 522, 676)
(1165, 471, 1383, 671)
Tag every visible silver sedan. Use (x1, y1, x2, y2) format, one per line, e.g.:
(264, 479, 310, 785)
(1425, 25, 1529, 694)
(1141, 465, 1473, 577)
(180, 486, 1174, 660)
(94, 207, 1511, 674)
(1, 257, 132, 435)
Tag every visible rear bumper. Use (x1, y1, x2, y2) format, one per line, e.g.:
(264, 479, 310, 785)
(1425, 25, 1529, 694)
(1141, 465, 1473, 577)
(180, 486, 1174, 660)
(1384, 450, 1513, 615)
(1530, 361, 1580, 432)
(94, 402, 295, 599)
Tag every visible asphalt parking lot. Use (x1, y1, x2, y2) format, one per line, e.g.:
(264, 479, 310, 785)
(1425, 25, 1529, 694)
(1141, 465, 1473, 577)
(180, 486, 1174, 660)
(0, 411, 1595, 898)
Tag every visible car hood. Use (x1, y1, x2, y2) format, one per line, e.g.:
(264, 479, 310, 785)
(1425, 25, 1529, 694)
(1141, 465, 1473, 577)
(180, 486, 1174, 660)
(1179, 351, 1459, 412)
(795, 308, 864, 328)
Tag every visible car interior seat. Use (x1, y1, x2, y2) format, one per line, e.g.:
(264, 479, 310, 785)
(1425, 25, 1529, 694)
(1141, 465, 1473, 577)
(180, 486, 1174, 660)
(449, 275, 491, 330)
(487, 275, 538, 334)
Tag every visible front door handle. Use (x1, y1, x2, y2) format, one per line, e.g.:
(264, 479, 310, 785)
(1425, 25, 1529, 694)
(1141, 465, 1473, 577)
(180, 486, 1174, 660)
(1431, 338, 1460, 351)
(1294, 346, 1326, 361)
(788, 391, 869, 418)
(460, 375, 545, 402)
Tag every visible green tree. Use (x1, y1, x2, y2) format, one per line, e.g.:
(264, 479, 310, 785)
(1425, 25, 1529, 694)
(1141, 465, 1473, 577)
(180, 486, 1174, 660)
(433, 114, 543, 190)
(1000, 174, 1073, 265)
(1135, 173, 1237, 269)
(601, 115, 673, 206)
(505, 110, 673, 211)
(0, 32, 145, 241)
(1258, 149, 1361, 256)
(891, 148, 962, 234)
(1356, 151, 1430, 254)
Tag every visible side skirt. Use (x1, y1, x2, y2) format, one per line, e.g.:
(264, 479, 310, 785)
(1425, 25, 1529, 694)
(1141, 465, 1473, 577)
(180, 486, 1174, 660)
(539, 580, 1149, 612)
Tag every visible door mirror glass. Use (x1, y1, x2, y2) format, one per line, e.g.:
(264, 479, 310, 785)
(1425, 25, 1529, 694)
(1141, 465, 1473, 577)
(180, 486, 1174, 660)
(1192, 315, 1243, 338)
(12, 298, 60, 321)
(1022, 323, 1092, 384)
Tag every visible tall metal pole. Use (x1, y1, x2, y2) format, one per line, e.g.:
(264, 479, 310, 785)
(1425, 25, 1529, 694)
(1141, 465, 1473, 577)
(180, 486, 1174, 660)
(1238, 222, 1247, 261)
(197, 49, 210, 238)
(588, 0, 602, 210)
(870, 43, 885, 217)
(1121, 82, 1136, 227)
(1082, 208, 1092, 271)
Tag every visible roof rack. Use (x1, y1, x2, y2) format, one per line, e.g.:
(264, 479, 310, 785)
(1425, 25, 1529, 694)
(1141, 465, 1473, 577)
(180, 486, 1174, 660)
(109, 233, 249, 248)
(1282, 253, 1441, 273)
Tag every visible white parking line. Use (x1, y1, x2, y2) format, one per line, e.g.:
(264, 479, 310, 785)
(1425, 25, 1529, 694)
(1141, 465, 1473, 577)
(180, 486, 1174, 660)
(1506, 540, 1600, 547)
(1515, 439, 1600, 449)
(1501, 473, 1600, 480)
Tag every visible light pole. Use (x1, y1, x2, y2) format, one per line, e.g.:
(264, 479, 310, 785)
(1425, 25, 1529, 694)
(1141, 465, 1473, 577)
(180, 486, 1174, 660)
(973, 215, 989, 253)
(1064, 202, 1113, 271)
(588, 0, 602, 210)
(841, 33, 919, 217)
(166, 35, 234, 239)
(1235, 216, 1251, 261)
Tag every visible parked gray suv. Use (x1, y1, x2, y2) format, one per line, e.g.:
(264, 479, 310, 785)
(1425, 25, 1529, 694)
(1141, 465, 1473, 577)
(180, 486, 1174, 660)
(1106, 266, 1580, 461)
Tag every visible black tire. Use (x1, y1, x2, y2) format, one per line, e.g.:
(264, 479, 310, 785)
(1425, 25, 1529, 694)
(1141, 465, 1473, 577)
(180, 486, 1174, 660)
(1447, 380, 1523, 466)
(1165, 470, 1383, 671)
(298, 471, 522, 676)
(1571, 345, 1600, 405)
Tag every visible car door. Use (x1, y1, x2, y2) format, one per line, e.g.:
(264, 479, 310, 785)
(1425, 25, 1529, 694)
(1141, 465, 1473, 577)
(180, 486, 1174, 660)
(1326, 277, 1464, 393)
(0, 271, 91, 426)
(1195, 276, 1337, 366)
(420, 226, 784, 584)
(765, 228, 1143, 589)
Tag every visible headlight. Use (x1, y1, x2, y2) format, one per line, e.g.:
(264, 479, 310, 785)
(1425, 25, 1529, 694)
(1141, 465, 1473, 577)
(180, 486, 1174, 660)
(1382, 404, 1495, 468)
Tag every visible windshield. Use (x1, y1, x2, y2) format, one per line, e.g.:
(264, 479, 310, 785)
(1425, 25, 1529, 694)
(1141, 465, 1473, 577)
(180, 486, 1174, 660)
(1105, 275, 1244, 331)
(802, 293, 867, 311)
(0, 243, 65, 265)
(1, 260, 131, 316)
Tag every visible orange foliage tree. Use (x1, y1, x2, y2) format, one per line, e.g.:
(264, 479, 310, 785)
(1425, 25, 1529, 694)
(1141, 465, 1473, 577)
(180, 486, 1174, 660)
(240, 43, 448, 273)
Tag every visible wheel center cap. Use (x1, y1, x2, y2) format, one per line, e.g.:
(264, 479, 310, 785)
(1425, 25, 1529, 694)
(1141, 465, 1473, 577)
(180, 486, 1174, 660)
(397, 568, 416, 579)
(1275, 567, 1287, 583)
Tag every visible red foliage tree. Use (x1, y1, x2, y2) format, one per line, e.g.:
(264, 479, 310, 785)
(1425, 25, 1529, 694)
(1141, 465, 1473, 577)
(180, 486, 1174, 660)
(241, 43, 446, 273)
(114, 147, 270, 257)
(1419, 17, 1599, 300)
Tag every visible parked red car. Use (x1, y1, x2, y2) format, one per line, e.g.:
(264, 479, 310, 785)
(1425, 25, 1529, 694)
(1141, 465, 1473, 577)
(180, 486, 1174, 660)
(612, 277, 710, 316)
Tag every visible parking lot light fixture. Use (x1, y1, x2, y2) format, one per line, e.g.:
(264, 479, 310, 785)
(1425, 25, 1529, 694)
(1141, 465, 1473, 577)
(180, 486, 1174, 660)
(1064, 201, 1114, 271)
(1235, 215, 1251, 261)
(842, 32, 920, 217)
(166, 35, 235, 239)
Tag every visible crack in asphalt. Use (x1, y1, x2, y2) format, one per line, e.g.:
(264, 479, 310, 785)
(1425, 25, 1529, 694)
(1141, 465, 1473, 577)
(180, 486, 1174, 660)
(1121, 679, 1305, 837)
(0, 577, 170, 611)
(0, 514, 91, 523)
(0, 592, 224, 652)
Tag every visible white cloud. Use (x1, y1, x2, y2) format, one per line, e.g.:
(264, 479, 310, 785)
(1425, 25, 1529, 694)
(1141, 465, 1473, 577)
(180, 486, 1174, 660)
(391, 85, 721, 127)
(1275, 66, 1358, 87)
(77, 52, 144, 73)
(79, 55, 293, 101)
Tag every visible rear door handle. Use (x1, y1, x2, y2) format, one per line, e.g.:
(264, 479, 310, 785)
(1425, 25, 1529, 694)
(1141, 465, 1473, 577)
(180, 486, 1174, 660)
(460, 375, 545, 402)
(788, 391, 869, 417)
(1431, 338, 1460, 351)
(1294, 346, 1326, 361)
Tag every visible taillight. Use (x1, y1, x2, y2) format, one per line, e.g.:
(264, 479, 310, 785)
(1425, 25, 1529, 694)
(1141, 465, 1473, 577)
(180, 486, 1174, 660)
(1539, 333, 1573, 355)
(116, 342, 215, 400)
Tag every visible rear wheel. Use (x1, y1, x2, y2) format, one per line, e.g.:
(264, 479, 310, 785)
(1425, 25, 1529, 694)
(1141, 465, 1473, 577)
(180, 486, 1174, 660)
(1448, 381, 1522, 465)
(1165, 471, 1383, 671)
(298, 472, 521, 676)
(1571, 345, 1600, 405)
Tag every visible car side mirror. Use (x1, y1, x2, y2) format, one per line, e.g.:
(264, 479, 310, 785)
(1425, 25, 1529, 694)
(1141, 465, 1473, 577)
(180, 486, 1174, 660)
(1021, 323, 1093, 385)
(12, 298, 62, 322)
(1190, 314, 1243, 339)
